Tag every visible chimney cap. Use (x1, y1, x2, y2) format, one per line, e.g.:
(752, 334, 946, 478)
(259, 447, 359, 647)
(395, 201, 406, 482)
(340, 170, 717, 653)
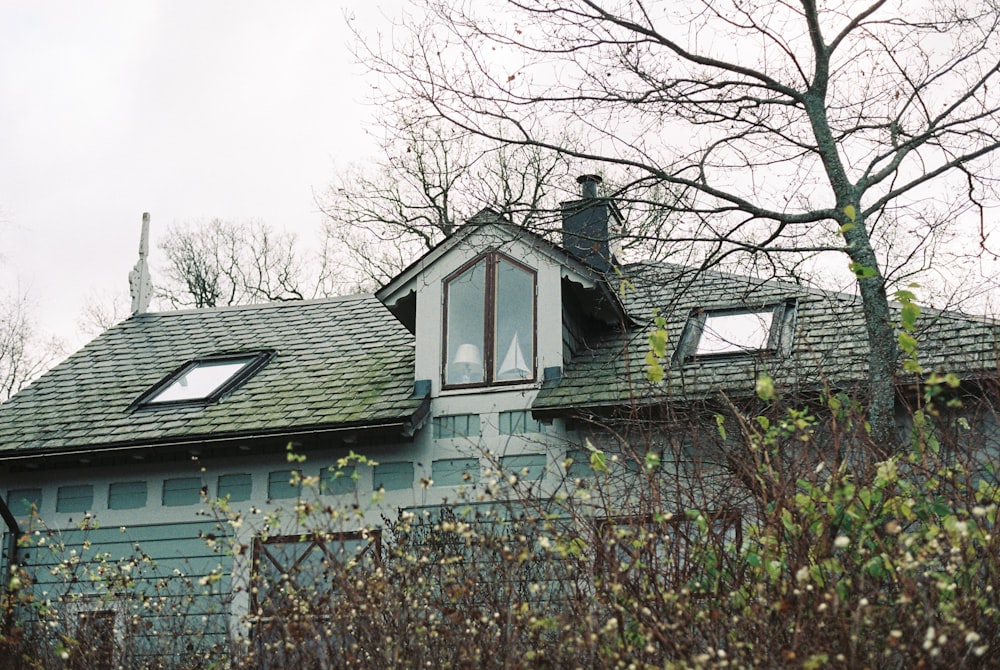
(576, 174, 602, 199)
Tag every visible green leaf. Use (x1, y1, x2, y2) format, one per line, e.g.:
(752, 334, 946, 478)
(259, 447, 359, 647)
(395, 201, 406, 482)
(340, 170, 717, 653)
(843, 204, 857, 222)
(756, 374, 776, 401)
(849, 262, 877, 279)
(714, 414, 727, 440)
(901, 302, 921, 330)
(898, 331, 918, 355)
(648, 329, 668, 358)
(645, 351, 664, 383)
(589, 450, 608, 474)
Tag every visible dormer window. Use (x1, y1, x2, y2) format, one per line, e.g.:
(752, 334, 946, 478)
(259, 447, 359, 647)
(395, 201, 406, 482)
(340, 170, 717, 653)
(443, 252, 536, 387)
(135, 351, 274, 407)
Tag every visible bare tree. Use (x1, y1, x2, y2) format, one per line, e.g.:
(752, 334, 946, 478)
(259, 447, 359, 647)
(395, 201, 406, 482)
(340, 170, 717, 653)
(157, 219, 320, 309)
(76, 288, 131, 339)
(0, 290, 58, 402)
(366, 0, 1000, 446)
(318, 114, 574, 288)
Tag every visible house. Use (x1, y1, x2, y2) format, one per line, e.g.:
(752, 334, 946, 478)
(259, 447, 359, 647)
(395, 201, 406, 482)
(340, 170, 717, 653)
(1, 175, 998, 665)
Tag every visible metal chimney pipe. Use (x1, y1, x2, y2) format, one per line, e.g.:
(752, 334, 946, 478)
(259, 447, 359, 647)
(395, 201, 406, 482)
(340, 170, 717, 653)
(577, 174, 602, 199)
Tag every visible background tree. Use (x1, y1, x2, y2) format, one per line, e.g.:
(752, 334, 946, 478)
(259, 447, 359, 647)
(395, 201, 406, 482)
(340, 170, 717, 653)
(365, 0, 1000, 446)
(318, 113, 576, 288)
(0, 290, 59, 402)
(156, 218, 329, 309)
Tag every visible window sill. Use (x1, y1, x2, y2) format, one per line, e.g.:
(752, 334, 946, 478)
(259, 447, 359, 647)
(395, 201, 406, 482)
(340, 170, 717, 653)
(438, 381, 542, 397)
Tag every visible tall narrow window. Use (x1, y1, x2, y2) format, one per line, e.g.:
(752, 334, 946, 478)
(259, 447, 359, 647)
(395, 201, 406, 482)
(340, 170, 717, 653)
(444, 253, 536, 387)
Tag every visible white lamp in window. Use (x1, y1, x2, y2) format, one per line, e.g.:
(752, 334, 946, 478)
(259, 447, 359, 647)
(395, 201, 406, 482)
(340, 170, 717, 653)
(498, 332, 530, 380)
(453, 343, 483, 383)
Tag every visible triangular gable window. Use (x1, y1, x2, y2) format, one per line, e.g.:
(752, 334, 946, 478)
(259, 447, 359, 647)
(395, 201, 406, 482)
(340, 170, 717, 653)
(136, 351, 273, 407)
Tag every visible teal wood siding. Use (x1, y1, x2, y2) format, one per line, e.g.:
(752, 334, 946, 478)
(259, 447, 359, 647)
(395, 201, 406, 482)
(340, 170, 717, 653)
(320, 466, 356, 496)
(108, 481, 147, 510)
(499, 410, 544, 435)
(19, 520, 233, 663)
(7, 488, 41, 520)
(268, 470, 300, 500)
(432, 458, 479, 486)
(56, 484, 94, 513)
(218, 473, 252, 502)
(162, 477, 203, 507)
(374, 462, 414, 491)
(433, 414, 481, 439)
(500, 454, 547, 481)
(564, 449, 591, 480)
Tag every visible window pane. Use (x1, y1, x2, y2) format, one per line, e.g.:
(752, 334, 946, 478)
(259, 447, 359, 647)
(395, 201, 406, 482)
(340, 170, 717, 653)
(445, 260, 486, 385)
(163, 477, 203, 507)
(218, 473, 252, 502)
(494, 259, 534, 381)
(268, 470, 300, 500)
(433, 413, 481, 439)
(7, 488, 41, 519)
(57, 485, 93, 513)
(432, 458, 480, 486)
(500, 454, 547, 481)
(697, 310, 774, 354)
(149, 359, 251, 403)
(108, 481, 147, 510)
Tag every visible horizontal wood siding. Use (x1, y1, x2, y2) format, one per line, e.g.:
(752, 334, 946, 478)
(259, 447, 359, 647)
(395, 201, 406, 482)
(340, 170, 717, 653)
(18, 519, 234, 663)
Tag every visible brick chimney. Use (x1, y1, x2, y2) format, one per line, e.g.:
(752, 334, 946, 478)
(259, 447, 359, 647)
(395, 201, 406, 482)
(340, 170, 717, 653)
(560, 174, 621, 271)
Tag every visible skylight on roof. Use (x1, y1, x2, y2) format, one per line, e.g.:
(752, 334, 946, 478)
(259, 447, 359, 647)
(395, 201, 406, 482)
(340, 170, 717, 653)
(138, 351, 273, 407)
(696, 310, 775, 355)
(673, 300, 797, 365)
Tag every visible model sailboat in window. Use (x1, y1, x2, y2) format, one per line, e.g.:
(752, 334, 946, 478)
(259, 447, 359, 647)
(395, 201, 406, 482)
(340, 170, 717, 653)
(497, 331, 531, 380)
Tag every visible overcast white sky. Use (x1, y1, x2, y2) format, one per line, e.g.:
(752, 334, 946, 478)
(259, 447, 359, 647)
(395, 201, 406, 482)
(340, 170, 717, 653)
(0, 1, 402, 350)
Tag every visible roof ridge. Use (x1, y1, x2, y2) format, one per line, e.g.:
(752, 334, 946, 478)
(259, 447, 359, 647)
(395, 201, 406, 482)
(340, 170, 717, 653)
(136, 293, 377, 318)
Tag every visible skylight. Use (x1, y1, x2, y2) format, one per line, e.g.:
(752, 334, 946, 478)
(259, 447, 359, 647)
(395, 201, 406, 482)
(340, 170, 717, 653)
(139, 352, 273, 407)
(673, 300, 796, 364)
(696, 310, 775, 355)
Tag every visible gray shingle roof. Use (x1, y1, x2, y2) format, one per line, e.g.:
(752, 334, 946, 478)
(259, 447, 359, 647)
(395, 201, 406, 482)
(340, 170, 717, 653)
(0, 295, 422, 455)
(533, 262, 1000, 412)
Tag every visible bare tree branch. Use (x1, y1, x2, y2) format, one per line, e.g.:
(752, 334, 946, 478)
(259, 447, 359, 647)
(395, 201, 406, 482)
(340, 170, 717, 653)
(363, 0, 1000, 445)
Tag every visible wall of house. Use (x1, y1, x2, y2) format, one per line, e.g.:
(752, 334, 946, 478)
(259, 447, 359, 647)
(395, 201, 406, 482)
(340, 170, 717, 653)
(0, 224, 620, 658)
(0, 408, 582, 658)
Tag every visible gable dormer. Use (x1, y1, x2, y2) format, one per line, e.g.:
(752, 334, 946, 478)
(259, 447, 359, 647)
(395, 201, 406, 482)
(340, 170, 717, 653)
(376, 204, 625, 399)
